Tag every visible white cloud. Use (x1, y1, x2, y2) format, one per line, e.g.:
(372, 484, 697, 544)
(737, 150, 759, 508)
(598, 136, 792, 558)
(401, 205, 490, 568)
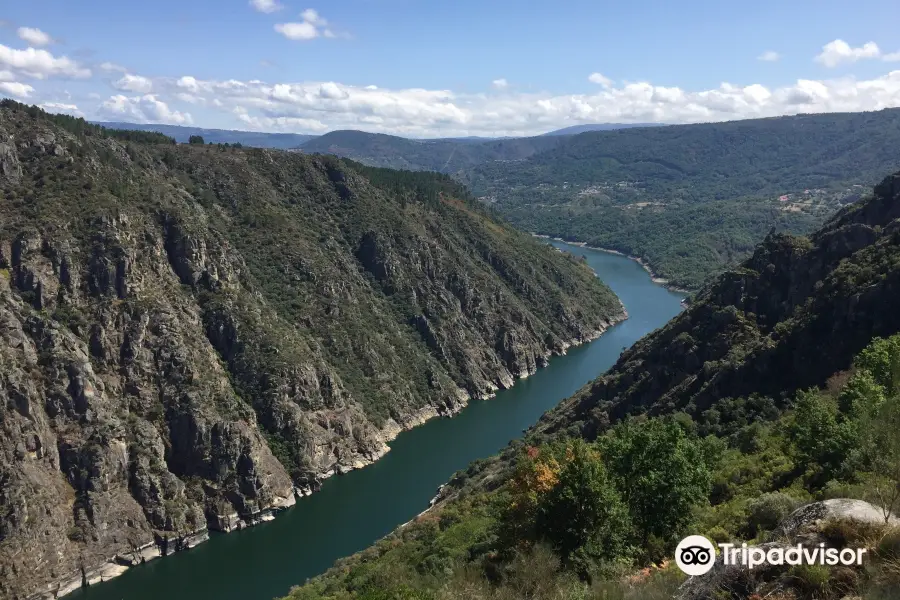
(275, 22, 319, 40)
(815, 39, 881, 67)
(0, 44, 91, 79)
(78, 63, 900, 137)
(300, 9, 326, 25)
(176, 75, 201, 92)
(237, 113, 329, 132)
(885, 52, 900, 62)
(39, 102, 83, 116)
(113, 74, 153, 93)
(176, 92, 206, 104)
(17, 27, 52, 47)
(99, 94, 193, 125)
(492, 78, 509, 90)
(588, 72, 613, 87)
(276, 8, 340, 41)
(0, 81, 35, 98)
(100, 61, 128, 73)
(758, 51, 780, 62)
(250, 0, 283, 13)
(0, 70, 13, 81)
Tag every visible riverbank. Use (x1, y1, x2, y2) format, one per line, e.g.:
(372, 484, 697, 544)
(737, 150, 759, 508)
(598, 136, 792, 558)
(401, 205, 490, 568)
(60, 244, 684, 600)
(52, 310, 628, 600)
(308, 307, 628, 484)
(534, 234, 694, 294)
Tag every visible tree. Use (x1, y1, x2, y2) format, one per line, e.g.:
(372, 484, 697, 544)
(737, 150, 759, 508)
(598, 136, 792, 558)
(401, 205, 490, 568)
(848, 335, 900, 521)
(790, 390, 856, 485)
(188, 135, 205, 145)
(599, 419, 712, 547)
(535, 440, 631, 571)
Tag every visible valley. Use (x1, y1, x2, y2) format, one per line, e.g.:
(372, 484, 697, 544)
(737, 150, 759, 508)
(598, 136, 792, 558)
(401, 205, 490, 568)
(286, 169, 900, 600)
(62, 244, 685, 600)
(0, 102, 623, 599)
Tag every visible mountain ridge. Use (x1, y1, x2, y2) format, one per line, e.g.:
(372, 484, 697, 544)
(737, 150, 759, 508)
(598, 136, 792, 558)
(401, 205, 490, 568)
(0, 100, 623, 599)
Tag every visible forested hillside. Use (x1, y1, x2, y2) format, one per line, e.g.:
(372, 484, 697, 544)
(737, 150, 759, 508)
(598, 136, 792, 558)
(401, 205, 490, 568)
(0, 100, 623, 599)
(465, 109, 900, 288)
(299, 130, 564, 173)
(286, 169, 900, 600)
(94, 121, 318, 148)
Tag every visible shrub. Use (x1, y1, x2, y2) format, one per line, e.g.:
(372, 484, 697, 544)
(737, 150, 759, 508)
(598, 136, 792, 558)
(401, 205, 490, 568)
(789, 564, 831, 597)
(746, 492, 802, 537)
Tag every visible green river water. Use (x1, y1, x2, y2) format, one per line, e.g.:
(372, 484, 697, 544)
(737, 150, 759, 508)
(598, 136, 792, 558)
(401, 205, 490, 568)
(70, 241, 686, 600)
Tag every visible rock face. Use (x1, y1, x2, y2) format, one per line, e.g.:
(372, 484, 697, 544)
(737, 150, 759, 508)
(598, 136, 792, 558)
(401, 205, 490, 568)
(0, 102, 624, 598)
(534, 171, 900, 441)
(679, 499, 893, 600)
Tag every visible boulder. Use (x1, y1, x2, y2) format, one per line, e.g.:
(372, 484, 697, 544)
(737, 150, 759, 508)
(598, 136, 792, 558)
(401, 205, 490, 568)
(679, 499, 895, 600)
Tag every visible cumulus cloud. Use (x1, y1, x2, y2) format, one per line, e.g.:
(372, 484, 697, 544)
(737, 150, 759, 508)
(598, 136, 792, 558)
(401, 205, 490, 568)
(17, 27, 52, 47)
(588, 72, 613, 87)
(0, 81, 35, 98)
(250, 0, 283, 13)
(99, 61, 129, 73)
(275, 22, 319, 40)
(130, 69, 900, 137)
(0, 44, 91, 79)
(99, 94, 193, 125)
(276, 8, 339, 41)
(113, 74, 153, 93)
(237, 113, 329, 132)
(815, 39, 881, 67)
(758, 51, 780, 62)
(39, 102, 83, 116)
(492, 78, 509, 90)
(300, 9, 326, 25)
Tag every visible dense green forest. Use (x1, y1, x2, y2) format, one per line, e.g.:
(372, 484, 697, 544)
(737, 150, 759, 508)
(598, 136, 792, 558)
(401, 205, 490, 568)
(464, 109, 900, 289)
(284, 171, 900, 600)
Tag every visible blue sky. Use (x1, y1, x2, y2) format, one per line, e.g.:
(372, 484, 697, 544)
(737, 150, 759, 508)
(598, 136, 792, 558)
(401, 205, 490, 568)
(2, 0, 900, 137)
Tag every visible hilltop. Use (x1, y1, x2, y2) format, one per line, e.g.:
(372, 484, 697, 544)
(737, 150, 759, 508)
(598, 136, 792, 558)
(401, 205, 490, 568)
(93, 121, 317, 149)
(466, 108, 900, 288)
(298, 130, 563, 172)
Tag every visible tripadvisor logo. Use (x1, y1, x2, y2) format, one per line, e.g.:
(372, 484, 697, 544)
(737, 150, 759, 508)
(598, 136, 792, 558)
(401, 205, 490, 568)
(675, 535, 716, 576)
(674, 535, 868, 576)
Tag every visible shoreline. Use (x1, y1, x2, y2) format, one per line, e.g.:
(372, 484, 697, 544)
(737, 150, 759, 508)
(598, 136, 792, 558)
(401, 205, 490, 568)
(533, 234, 694, 294)
(44, 311, 628, 600)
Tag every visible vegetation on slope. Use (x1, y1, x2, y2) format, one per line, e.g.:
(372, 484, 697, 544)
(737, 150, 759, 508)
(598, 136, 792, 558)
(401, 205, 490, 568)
(299, 130, 564, 173)
(0, 100, 622, 598)
(284, 171, 900, 600)
(285, 335, 900, 600)
(465, 109, 900, 288)
(94, 120, 317, 148)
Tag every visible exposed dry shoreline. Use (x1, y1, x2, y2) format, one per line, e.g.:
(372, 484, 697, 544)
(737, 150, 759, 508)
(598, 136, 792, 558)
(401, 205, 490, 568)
(533, 234, 694, 294)
(43, 314, 627, 600)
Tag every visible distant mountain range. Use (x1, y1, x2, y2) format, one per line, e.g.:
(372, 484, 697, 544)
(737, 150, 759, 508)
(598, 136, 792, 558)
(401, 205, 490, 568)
(95, 121, 658, 150)
(541, 123, 661, 136)
(93, 122, 318, 149)
(296, 129, 565, 172)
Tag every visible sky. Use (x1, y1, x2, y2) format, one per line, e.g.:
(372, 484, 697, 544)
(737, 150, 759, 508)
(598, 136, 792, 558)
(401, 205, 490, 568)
(3, 0, 900, 138)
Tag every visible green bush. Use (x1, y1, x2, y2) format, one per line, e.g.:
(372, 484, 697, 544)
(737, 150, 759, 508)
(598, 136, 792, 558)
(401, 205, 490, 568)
(745, 492, 802, 537)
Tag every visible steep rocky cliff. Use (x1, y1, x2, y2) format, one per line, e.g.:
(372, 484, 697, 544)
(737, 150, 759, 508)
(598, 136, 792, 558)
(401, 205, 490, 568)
(0, 102, 623, 599)
(533, 169, 900, 441)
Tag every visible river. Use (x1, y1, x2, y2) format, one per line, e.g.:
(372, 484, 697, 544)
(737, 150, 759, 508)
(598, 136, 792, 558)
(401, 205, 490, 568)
(71, 241, 686, 600)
